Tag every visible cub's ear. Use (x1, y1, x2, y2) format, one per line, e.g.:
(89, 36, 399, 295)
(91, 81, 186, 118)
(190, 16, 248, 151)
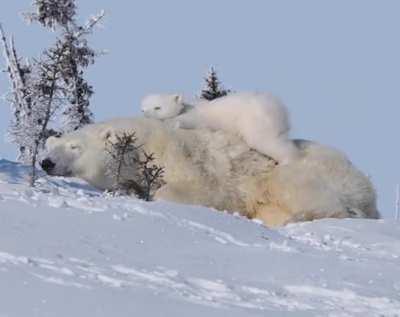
(173, 94, 183, 104)
(45, 136, 58, 148)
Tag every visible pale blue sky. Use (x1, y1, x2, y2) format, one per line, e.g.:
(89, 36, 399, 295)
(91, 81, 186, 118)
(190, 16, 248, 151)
(1, 1, 399, 218)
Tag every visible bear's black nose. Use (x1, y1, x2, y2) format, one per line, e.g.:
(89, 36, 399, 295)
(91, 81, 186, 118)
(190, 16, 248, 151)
(40, 158, 55, 172)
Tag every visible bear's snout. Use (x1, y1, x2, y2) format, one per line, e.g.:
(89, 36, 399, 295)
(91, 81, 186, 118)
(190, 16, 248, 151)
(40, 158, 56, 173)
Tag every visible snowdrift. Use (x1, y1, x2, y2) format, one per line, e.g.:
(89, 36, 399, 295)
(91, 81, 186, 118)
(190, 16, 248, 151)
(0, 159, 399, 317)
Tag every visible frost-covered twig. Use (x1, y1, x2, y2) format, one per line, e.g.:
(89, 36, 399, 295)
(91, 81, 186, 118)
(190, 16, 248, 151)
(75, 10, 105, 38)
(1, 24, 25, 110)
(1, 23, 36, 164)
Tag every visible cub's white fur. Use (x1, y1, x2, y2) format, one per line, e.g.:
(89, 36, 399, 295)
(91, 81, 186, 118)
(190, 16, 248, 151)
(141, 92, 299, 164)
(141, 94, 185, 120)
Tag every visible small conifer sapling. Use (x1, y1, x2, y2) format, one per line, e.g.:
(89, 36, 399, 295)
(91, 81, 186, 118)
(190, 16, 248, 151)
(104, 131, 165, 201)
(200, 67, 230, 101)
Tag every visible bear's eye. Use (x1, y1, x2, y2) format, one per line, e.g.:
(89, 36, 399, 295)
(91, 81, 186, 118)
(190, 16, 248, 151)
(154, 106, 161, 111)
(70, 144, 80, 150)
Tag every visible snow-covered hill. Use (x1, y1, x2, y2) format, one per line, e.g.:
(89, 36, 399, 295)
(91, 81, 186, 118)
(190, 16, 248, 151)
(0, 159, 399, 317)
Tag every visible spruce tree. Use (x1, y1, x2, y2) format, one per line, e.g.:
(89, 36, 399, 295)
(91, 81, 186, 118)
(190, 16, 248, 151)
(1, 0, 103, 186)
(26, 0, 101, 131)
(200, 67, 230, 101)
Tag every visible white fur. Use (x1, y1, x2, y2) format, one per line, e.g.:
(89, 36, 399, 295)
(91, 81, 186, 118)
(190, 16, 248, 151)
(42, 117, 379, 227)
(140, 92, 300, 164)
(141, 94, 185, 120)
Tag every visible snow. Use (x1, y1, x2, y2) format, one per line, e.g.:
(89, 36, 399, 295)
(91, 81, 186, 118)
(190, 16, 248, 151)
(0, 159, 399, 316)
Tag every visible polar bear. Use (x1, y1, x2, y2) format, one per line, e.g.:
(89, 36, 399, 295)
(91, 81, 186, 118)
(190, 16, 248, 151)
(141, 92, 300, 164)
(41, 117, 379, 227)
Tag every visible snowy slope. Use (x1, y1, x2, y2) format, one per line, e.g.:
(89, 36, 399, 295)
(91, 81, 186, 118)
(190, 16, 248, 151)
(0, 159, 399, 317)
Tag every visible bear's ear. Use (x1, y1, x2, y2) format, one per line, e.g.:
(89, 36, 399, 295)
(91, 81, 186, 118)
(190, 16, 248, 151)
(67, 141, 82, 151)
(46, 136, 58, 148)
(173, 94, 183, 104)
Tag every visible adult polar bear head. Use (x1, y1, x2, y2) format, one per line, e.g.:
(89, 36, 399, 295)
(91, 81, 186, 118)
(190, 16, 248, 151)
(41, 124, 119, 190)
(42, 117, 379, 227)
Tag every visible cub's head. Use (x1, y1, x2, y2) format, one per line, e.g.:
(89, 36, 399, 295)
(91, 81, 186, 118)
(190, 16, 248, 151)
(141, 94, 184, 120)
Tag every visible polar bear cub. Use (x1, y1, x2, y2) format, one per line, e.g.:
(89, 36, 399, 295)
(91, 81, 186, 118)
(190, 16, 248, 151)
(141, 92, 300, 164)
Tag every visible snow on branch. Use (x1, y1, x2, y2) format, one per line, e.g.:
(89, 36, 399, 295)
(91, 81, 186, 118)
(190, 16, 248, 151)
(75, 10, 105, 38)
(1, 1, 104, 186)
(24, 0, 77, 29)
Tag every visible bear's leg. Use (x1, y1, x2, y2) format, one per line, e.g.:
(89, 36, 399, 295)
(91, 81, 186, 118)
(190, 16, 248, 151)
(244, 133, 300, 165)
